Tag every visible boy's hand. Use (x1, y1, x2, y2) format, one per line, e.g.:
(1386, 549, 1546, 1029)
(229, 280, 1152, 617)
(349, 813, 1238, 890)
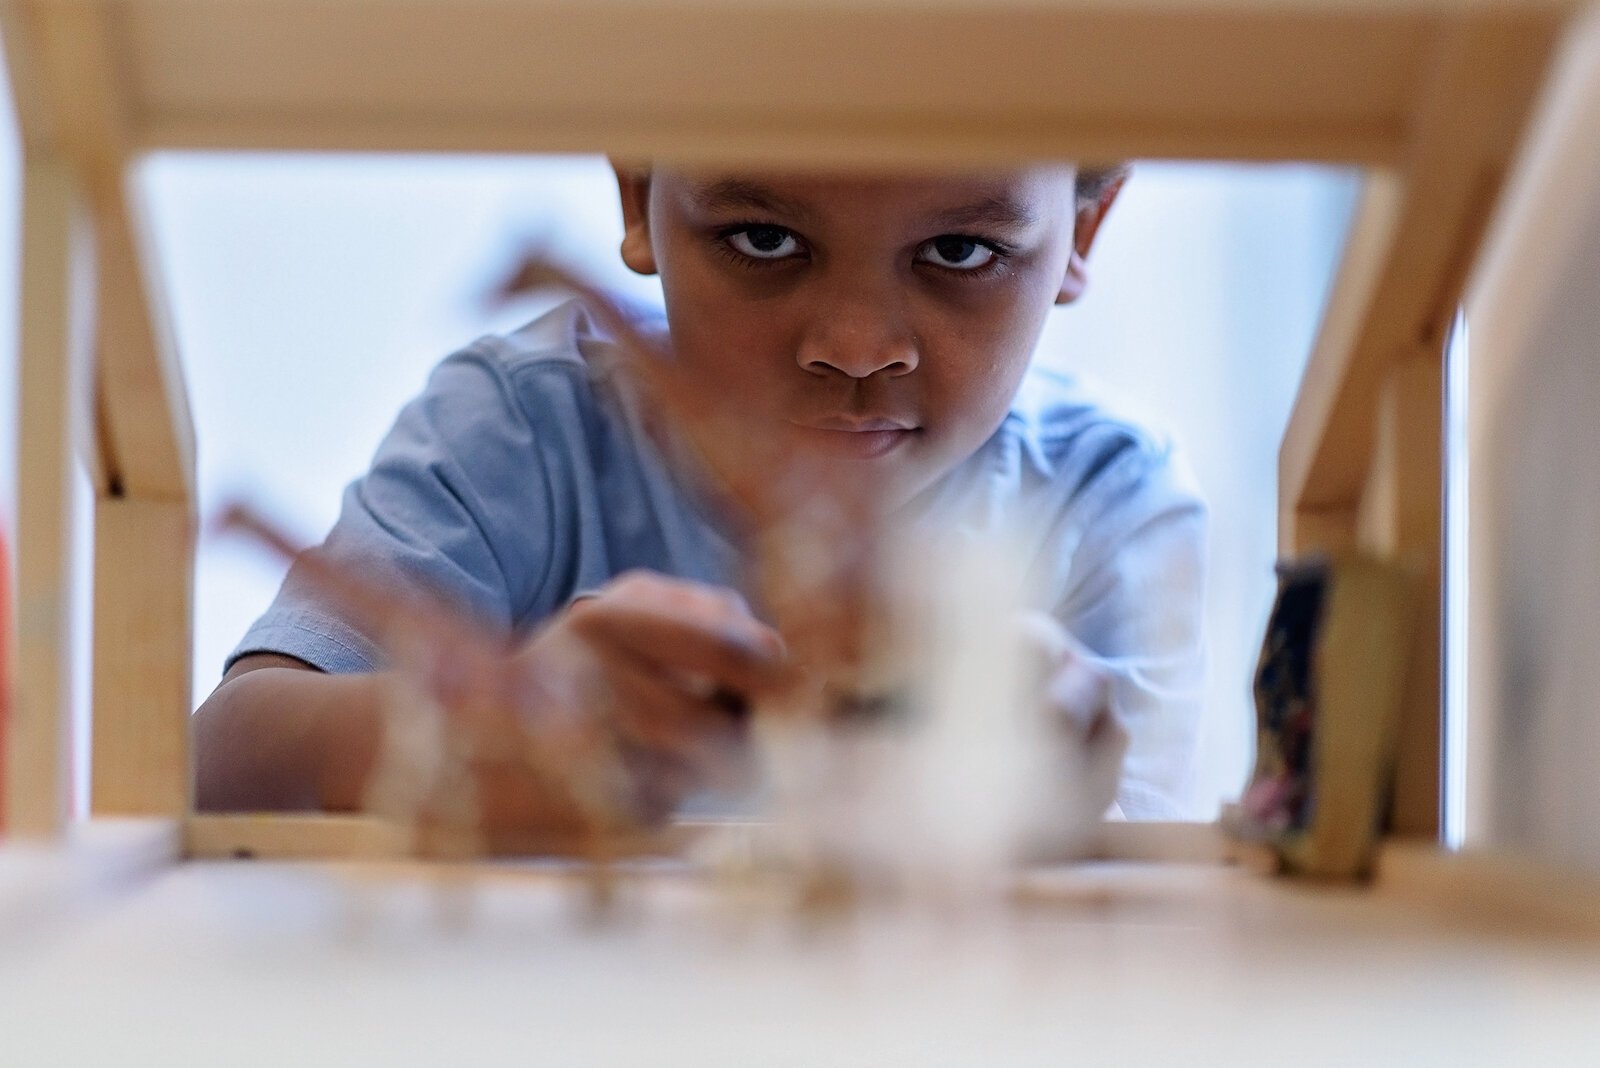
(510, 571, 787, 824)
(206, 507, 788, 848)
(1018, 612, 1129, 815)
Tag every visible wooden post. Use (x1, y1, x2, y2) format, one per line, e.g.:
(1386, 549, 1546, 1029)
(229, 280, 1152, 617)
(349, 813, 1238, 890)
(84, 182, 197, 819)
(6, 155, 94, 838)
(90, 498, 194, 817)
(1357, 356, 1445, 838)
(0, 0, 201, 820)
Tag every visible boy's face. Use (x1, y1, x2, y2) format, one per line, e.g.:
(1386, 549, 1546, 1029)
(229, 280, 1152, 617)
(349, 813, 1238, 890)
(614, 166, 1113, 510)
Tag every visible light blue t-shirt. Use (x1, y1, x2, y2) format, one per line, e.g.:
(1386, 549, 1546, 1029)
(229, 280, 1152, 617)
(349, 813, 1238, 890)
(232, 300, 1209, 818)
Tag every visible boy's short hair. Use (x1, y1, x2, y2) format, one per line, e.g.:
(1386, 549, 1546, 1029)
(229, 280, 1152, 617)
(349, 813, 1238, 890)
(1076, 164, 1130, 210)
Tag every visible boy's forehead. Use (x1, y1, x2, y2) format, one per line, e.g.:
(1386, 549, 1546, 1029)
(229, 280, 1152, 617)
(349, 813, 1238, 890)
(662, 166, 1075, 225)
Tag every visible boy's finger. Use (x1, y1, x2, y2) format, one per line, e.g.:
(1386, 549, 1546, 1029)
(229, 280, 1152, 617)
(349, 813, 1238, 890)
(599, 651, 744, 766)
(1048, 661, 1114, 736)
(604, 570, 763, 632)
(611, 739, 699, 827)
(568, 600, 785, 695)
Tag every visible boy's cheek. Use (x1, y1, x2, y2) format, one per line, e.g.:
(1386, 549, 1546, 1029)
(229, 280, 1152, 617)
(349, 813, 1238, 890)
(662, 283, 790, 378)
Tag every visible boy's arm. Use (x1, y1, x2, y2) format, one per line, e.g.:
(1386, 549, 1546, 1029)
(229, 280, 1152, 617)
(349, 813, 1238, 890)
(194, 654, 384, 812)
(1052, 446, 1210, 820)
(194, 656, 590, 834)
(195, 572, 786, 834)
(194, 657, 593, 834)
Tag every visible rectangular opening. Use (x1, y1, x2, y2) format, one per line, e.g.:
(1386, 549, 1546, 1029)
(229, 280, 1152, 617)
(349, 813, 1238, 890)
(128, 153, 1363, 851)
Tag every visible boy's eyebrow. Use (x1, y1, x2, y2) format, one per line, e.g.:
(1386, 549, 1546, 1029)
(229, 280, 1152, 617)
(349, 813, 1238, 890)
(927, 194, 1039, 232)
(690, 179, 817, 224)
(689, 180, 1040, 232)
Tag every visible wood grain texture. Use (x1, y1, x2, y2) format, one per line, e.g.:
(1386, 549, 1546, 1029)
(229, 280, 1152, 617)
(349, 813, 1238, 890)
(7, 835, 1600, 1064)
(1088, 820, 1231, 864)
(90, 497, 194, 818)
(1463, 5, 1600, 851)
(3, 3, 198, 830)
(1282, 12, 1564, 521)
(1281, 173, 1406, 550)
(1276, 14, 1565, 844)
(1378, 840, 1600, 934)
(184, 814, 411, 860)
(1283, 505, 1359, 557)
(185, 812, 723, 861)
(7, 156, 93, 839)
(13, 0, 194, 502)
(1360, 358, 1444, 838)
(119, 1, 1451, 163)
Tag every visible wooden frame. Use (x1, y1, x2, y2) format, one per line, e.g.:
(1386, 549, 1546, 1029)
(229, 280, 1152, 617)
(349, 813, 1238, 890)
(1463, 2, 1600, 852)
(0, 0, 1580, 857)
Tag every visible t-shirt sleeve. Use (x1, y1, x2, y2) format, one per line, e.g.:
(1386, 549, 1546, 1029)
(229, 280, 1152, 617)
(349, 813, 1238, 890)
(1051, 435, 1210, 820)
(227, 345, 559, 676)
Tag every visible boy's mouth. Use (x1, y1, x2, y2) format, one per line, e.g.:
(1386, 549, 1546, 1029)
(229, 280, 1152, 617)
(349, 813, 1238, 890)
(790, 417, 919, 461)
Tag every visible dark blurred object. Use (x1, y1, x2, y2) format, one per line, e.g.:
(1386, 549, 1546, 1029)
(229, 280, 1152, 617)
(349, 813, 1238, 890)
(1226, 553, 1419, 879)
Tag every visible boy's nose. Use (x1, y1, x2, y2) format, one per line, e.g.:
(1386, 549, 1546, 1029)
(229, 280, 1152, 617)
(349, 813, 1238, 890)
(795, 301, 920, 380)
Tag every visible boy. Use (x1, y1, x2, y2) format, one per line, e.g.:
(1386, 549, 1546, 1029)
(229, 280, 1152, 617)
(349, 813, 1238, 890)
(194, 163, 1208, 835)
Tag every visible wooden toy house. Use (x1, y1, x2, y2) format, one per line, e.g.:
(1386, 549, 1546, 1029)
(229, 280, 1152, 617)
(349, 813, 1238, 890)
(3, 0, 1600, 1053)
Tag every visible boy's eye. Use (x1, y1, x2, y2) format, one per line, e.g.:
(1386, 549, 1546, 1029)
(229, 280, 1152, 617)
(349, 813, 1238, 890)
(918, 235, 997, 271)
(725, 225, 801, 260)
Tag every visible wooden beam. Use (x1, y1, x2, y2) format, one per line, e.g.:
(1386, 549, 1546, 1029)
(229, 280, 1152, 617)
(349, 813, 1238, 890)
(1461, 3, 1600, 849)
(90, 498, 193, 818)
(1274, 15, 1560, 845)
(21, 0, 194, 502)
(1358, 357, 1445, 838)
(4, 2, 199, 823)
(1283, 506, 1359, 557)
(6, 156, 94, 839)
(1282, 173, 1406, 531)
(1282, 12, 1563, 519)
(1378, 840, 1600, 934)
(118, 2, 1444, 163)
(183, 813, 1234, 866)
(91, 195, 193, 502)
(185, 814, 410, 861)
(1357, 359, 1444, 562)
(184, 813, 692, 861)
(139, 114, 1406, 170)
(1089, 821, 1231, 864)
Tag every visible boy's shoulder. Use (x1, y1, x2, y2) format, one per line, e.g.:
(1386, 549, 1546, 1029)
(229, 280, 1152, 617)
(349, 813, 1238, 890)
(1002, 363, 1184, 493)
(915, 361, 1200, 548)
(417, 297, 664, 457)
(465, 296, 662, 383)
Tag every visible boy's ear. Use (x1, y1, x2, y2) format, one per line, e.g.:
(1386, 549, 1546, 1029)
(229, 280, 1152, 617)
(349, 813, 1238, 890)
(612, 161, 659, 276)
(1056, 171, 1127, 306)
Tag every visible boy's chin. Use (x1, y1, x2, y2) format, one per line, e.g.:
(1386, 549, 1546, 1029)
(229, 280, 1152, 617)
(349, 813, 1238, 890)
(846, 459, 947, 516)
